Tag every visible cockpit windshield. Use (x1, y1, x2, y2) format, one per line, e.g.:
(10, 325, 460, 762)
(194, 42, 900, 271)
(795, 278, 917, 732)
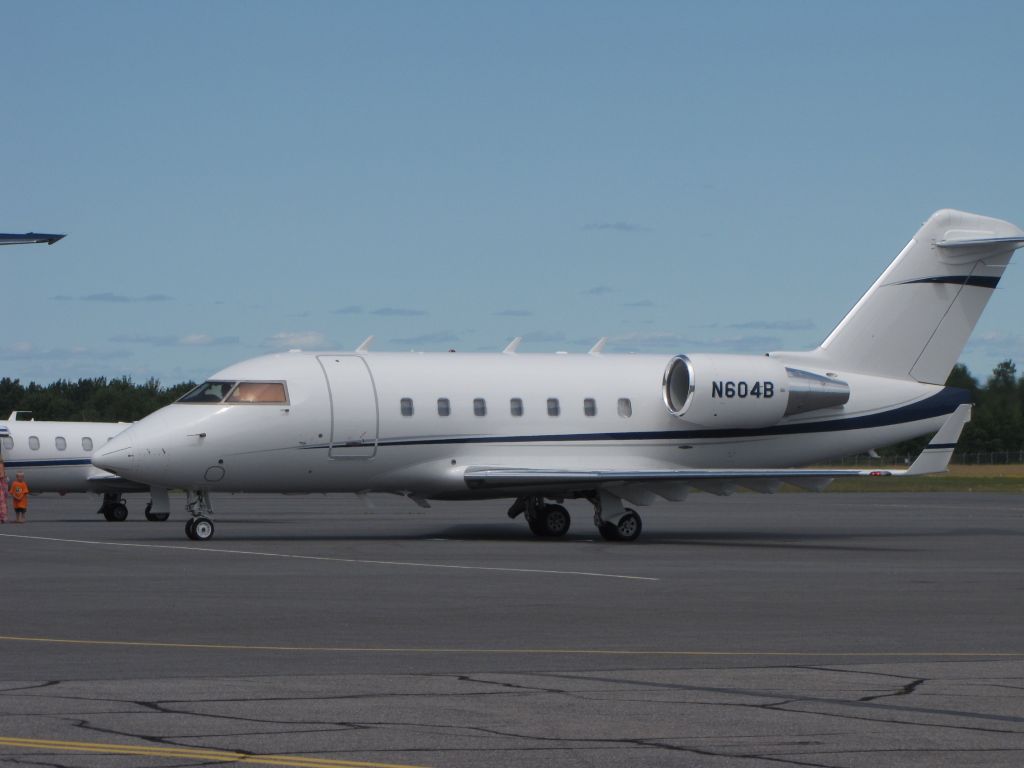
(177, 380, 289, 405)
(178, 381, 237, 403)
(226, 382, 288, 404)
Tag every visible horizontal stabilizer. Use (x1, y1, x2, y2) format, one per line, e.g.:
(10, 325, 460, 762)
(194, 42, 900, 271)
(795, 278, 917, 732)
(936, 235, 1024, 249)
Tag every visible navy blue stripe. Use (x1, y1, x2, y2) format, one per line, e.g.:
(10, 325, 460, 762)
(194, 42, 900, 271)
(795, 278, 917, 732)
(900, 275, 1000, 289)
(342, 388, 970, 449)
(3, 458, 93, 468)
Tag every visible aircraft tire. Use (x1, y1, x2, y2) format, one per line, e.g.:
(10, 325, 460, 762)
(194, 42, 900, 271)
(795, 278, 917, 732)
(185, 518, 198, 540)
(526, 510, 548, 537)
(614, 511, 642, 542)
(541, 504, 571, 537)
(104, 504, 128, 522)
(145, 510, 170, 521)
(192, 516, 215, 541)
(597, 523, 620, 542)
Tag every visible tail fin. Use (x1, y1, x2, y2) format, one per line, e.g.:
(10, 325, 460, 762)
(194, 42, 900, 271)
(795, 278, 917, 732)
(780, 209, 1024, 383)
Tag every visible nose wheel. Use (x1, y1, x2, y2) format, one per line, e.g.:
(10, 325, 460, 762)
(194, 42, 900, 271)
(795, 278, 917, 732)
(185, 516, 215, 541)
(184, 490, 216, 541)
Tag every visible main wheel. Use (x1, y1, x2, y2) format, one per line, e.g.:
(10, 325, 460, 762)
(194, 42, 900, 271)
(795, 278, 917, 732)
(104, 503, 128, 522)
(598, 522, 619, 541)
(185, 518, 198, 540)
(526, 510, 547, 536)
(145, 504, 170, 522)
(614, 511, 642, 542)
(541, 504, 571, 537)
(191, 516, 215, 541)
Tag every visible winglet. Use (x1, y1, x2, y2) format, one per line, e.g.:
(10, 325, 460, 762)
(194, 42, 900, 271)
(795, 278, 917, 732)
(901, 404, 972, 476)
(355, 336, 374, 353)
(589, 337, 607, 355)
(503, 337, 522, 354)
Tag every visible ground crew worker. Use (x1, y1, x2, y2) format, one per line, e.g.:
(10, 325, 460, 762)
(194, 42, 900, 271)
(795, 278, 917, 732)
(9, 471, 29, 523)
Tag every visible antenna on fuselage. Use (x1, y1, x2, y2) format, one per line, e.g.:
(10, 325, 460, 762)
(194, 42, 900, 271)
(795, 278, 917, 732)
(355, 336, 374, 353)
(502, 337, 522, 354)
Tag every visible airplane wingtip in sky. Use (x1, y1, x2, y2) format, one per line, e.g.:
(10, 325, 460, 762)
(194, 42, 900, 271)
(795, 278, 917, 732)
(92, 208, 1024, 543)
(0, 232, 65, 246)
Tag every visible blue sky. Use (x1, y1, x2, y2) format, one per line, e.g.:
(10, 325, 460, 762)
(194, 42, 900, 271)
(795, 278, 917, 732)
(3, 0, 1024, 385)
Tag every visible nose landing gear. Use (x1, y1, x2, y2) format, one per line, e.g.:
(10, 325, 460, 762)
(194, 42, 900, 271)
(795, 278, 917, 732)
(184, 490, 215, 541)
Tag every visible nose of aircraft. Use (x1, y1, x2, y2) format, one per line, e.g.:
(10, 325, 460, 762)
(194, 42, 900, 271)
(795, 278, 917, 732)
(93, 428, 135, 476)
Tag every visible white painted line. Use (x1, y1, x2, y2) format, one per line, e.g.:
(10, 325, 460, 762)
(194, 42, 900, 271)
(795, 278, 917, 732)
(0, 533, 658, 581)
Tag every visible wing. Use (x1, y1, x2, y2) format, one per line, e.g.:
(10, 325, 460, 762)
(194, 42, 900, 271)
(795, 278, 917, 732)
(464, 404, 971, 501)
(0, 233, 65, 246)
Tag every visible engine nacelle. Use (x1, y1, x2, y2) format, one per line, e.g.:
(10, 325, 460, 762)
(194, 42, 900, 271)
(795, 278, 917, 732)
(662, 354, 850, 428)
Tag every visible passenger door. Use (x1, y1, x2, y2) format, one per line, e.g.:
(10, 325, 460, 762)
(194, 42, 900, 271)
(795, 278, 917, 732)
(317, 355, 379, 458)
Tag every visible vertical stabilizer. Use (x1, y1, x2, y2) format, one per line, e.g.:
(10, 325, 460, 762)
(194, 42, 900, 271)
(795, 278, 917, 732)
(783, 209, 1024, 383)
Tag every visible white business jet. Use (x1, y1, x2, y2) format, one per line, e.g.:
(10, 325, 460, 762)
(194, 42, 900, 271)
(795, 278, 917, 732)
(0, 413, 168, 520)
(94, 209, 1023, 542)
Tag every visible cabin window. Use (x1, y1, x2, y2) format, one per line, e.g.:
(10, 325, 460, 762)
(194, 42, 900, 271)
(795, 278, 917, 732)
(437, 398, 451, 417)
(1, 436, 12, 451)
(510, 398, 524, 417)
(29, 436, 40, 451)
(226, 381, 288, 404)
(82, 437, 94, 451)
(618, 398, 633, 417)
(584, 398, 597, 417)
(400, 398, 414, 417)
(178, 380, 237, 403)
(547, 398, 560, 417)
(55, 437, 67, 451)
(474, 398, 487, 417)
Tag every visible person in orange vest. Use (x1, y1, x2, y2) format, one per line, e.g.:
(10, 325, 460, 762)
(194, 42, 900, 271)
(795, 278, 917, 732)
(9, 471, 29, 523)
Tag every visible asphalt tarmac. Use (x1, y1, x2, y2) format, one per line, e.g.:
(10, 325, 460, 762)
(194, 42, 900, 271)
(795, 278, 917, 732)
(0, 491, 1022, 767)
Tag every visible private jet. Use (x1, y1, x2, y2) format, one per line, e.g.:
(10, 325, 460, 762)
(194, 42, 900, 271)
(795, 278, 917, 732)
(94, 209, 1023, 542)
(0, 413, 167, 520)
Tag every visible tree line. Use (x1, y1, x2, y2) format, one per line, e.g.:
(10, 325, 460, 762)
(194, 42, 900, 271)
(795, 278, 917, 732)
(0, 360, 1022, 455)
(0, 377, 195, 424)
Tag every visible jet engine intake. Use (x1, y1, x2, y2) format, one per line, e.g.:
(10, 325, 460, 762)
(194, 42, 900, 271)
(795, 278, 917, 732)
(662, 354, 850, 428)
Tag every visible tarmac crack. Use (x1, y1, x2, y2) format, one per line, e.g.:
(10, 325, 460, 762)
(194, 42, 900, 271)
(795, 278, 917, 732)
(858, 677, 926, 702)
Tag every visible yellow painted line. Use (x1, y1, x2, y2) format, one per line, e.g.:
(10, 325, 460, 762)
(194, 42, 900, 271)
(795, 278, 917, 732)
(0, 635, 1020, 657)
(0, 736, 429, 767)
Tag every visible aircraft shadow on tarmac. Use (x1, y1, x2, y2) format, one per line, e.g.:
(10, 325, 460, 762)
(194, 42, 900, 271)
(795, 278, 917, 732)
(96, 520, 930, 551)
(39, 517, 1017, 551)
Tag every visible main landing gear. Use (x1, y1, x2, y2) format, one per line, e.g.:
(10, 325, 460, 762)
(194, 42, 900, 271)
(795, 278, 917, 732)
(506, 493, 644, 542)
(96, 492, 170, 522)
(184, 490, 215, 541)
(97, 492, 129, 522)
(590, 490, 642, 542)
(507, 496, 572, 537)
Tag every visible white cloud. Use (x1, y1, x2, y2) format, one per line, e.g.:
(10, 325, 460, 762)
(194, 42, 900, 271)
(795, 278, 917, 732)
(262, 331, 329, 349)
